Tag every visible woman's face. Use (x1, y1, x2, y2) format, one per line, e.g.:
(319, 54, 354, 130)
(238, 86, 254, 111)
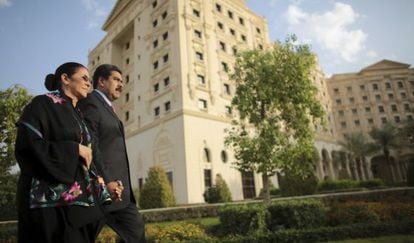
(65, 67, 91, 100)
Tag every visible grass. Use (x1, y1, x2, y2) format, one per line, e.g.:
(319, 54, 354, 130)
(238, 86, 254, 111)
(324, 234, 414, 243)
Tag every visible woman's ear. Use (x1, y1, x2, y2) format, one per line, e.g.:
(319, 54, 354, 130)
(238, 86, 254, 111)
(61, 73, 70, 86)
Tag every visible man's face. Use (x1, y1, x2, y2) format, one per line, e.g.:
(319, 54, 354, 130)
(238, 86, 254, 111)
(99, 71, 123, 101)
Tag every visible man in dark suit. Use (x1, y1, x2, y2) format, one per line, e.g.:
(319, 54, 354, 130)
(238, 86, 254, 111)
(79, 64, 145, 242)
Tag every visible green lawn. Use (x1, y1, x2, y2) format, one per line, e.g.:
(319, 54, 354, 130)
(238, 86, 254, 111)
(324, 234, 414, 243)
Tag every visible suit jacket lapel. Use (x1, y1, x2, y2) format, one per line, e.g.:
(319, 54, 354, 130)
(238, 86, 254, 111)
(92, 91, 119, 120)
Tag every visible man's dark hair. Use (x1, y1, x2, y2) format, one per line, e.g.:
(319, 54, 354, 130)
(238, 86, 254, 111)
(93, 64, 122, 88)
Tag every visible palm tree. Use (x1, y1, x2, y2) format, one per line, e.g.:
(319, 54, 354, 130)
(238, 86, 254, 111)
(369, 123, 402, 182)
(338, 132, 372, 180)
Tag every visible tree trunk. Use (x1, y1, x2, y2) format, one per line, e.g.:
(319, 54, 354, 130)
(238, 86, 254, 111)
(262, 174, 271, 203)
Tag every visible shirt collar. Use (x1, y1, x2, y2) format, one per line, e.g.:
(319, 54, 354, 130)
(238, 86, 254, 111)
(94, 89, 112, 107)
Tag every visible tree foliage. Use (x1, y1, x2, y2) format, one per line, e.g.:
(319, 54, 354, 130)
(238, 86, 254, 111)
(225, 36, 324, 201)
(0, 85, 32, 175)
(139, 165, 176, 209)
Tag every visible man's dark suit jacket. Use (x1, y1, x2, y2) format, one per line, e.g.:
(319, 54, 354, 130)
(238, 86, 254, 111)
(79, 90, 135, 212)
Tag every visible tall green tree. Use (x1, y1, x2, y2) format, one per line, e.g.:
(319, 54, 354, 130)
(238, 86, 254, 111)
(225, 36, 324, 202)
(0, 85, 32, 174)
(369, 123, 402, 181)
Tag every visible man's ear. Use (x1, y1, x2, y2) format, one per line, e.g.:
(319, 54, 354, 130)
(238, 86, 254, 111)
(98, 77, 106, 88)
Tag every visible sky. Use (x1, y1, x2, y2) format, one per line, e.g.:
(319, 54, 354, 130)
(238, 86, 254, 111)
(1, 0, 413, 95)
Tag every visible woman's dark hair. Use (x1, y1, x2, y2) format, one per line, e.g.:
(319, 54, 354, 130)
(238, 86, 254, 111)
(44, 62, 86, 91)
(92, 64, 122, 89)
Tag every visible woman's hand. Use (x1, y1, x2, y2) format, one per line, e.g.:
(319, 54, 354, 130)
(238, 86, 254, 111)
(79, 144, 92, 169)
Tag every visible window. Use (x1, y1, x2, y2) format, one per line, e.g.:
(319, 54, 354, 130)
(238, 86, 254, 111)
(221, 150, 228, 163)
(153, 39, 158, 48)
(224, 83, 231, 95)
(166, 172, 173, 189)
(125, 93, 130, 102)
(333, 88, 339, 94)
(365, 107, 371, 113)
(125, 75, 130, 84)
(398, 81, 404, 88)
(204, 148, 211, 162)
(198, 99, 207, 110)
(368, 118, 374, 124)
(375, 94, 381, 100)
(216, 3, 222, 12)
(164, 101, 171, 112)
(394, 116, 401, 123)
(197, 74, 205, 85)
(388, 93, 394, 99)
(258, 44, 263, 50)
(347, 86, 352, 92)
(152, 1, 157, 8)
(163, 53, 169, 63)
(193, 9, 200, 17)
(225, 106, 232, 115)
(227, 10, 233, 19)
(194, 29, 202, 38)
(164, 76, 170, 87)
(154, 106, 160, 116)
(336, 99, 342, 105)
(385, 82, 391, 89)
(125, 58, 130, 65)
(352, 108, 357, 114)
(125, 42, 130, 49)
(232, 47, 238, 55)
(162, 11, 168, 20)
(363, 96, 368, 101)
(196, 52, 203, 61)
(256, 27, 261, 34)
(372, 83, 379, 90)
(221, 62, 228, 72)
(381, 117, 387, 124)
(338, 110, 344, 116)
(125, 111, 129, 121)
(241, 34, 246, 42)
(229, 28, 235, 36)
(153, 61, 159, 70)
(341, 121, 347, 128)
(217, 22, 223, 29)
(360, 85, 365, 90)
(163, 31, 168, 40)
(391, 104, 398, 112)
(219, 41, 226, 51)
(407, 115, 413, 121)
(354, 120, 360, 126)
(239, 17, 244, 25)
(204, 169, 212, 189)
(404, 103, 410, 111)
(153, 83, 159, 93)
(401, 92, 407, 99)
(378, 105, 384, 113)
(349, 97, 355, 103)
(153, 19, 158, 27)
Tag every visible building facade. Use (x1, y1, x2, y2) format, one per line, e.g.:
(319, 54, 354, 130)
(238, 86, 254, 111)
(89, 0, 411, 204)
(326, 60, 414, 182)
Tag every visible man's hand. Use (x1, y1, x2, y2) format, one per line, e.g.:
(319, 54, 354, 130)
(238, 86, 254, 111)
(107, 180, 124, 202)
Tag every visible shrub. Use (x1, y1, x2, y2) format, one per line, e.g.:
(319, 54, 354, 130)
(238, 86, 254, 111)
(204, 174, 232, 203)
(96, 226, 119, 243)
(142, 205, 219, 223)
(139, 166, 176, 209)
(0, 174, 18, 220)
(327, 201, 381, 226)
(145, 222, 212, 242)
(218, 205, 267, 235)
(317, 179, 358, 192)
(358, 179, 385, 188)
(267, 199, 326, 230)
(279, 170, 318, 196)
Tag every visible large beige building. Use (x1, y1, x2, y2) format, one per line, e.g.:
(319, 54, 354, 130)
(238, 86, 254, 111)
(326, 60, 414, 182)
(88, 0, 411, 204)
